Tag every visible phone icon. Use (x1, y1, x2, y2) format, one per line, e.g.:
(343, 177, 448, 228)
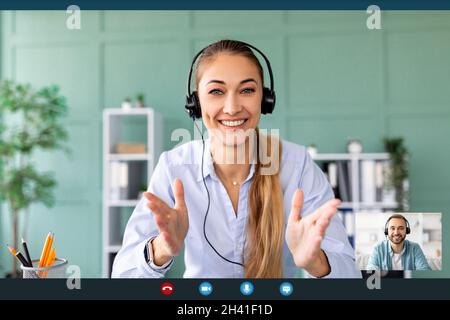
(160, 282, 174, 296)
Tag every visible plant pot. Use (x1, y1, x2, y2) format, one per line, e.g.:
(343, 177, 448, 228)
(121, 101, 132, 110)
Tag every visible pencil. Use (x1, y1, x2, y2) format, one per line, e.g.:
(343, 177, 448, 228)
(45, 248, 56, 267)
(6, 245, 17, 256)
(21, 238, 33, 267)
(38, 232, 54, 268)
(42, 248, 56, 278)
(6, 245, 32, 268)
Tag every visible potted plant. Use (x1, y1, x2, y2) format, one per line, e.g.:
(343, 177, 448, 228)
(137, 184, 148, 200)
(121, 97, 132, 110)
(135, 93, 145, 108)
(0, 80, 70, 277)
(383, 137, 409, 212)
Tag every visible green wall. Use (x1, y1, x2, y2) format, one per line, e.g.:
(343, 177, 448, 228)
(1, 11, 449, 278)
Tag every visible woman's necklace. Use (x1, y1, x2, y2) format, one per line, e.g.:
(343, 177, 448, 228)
(211, 153, 243, 187)
(222, 175, 241, 187)
(215, 168, 242, 187)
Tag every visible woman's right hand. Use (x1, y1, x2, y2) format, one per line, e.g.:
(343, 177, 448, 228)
(144, 178, 189, 266)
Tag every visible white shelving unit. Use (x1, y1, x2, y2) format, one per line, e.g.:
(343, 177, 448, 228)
(312, 152, 396, 211)
(102, 108, 163, 277)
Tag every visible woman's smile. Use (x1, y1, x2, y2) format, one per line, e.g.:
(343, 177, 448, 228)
(218, 118, 249, 130)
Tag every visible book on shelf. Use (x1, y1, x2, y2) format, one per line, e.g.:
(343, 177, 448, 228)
(361, 160, 376, 203)
(320, 161, 352, 202)
(316, 156, 399, 209)
(110, 162, 129, 200)
(375, 161, 383, 202)
(337, 161, 352, 202)
(360, 160, 397, 205)
(327, 162, 339, 199)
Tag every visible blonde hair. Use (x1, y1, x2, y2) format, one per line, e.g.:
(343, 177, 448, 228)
(195, 40, 285, 278)
(246, 130, 284, 278)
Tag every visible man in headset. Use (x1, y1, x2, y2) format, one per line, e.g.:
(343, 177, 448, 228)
(367, 214, 431, 270)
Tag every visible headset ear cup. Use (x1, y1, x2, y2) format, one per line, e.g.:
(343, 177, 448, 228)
(185, 94, 195, 119)
(193, 92, 202, 119)
(261, 87, 276, 114)
(384, 219, 389, 236)
(185, 91, 202, 119)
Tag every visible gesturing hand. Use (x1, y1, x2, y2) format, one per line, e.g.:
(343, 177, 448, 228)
(144, 178, 189, 265)
(285, 189, 341, 277)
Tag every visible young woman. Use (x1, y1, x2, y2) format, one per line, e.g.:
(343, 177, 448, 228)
(112, 40, 360, 278)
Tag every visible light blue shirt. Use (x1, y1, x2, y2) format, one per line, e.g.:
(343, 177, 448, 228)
(367, 239, 431, 271)
(112, 139, 361, 278)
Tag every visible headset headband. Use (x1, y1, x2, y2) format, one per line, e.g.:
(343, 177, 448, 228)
(186, 41, 274, 97)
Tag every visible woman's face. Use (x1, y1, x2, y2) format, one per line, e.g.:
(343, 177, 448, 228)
(197, 53, 263, 146)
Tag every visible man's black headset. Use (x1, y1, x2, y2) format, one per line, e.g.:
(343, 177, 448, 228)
(185, 41, 276, 120)
(185, 41, 276, 268)
(384, 214, 411, 236)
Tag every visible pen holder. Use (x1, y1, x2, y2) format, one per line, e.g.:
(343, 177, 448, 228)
(20, 258, 68, 279)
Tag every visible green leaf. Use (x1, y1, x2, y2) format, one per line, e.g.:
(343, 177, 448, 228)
(0, 79, 70, 214)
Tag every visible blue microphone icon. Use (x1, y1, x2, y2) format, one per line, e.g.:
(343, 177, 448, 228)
(240, 281, 254, 296)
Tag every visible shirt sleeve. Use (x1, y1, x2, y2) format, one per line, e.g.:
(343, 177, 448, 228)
(111, 152, 175, 278)
(413, 244, 432, 271)
(299, 150, 361, 278)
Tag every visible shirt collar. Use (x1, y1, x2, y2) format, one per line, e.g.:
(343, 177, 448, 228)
(389, 240, 407, 256)
(195, 138, 256, 183)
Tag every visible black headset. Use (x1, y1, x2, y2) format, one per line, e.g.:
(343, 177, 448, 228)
(384, 214, 411, 236)
(185, 40, 276, 120)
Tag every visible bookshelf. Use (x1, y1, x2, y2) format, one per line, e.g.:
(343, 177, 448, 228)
(311, 152, 402, 247)
(102, 108, 163, 278)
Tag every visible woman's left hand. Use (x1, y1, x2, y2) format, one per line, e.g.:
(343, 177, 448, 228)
(285, 189, 341, 277)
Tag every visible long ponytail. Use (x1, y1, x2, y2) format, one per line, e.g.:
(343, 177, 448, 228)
(246, 130, 284, 278)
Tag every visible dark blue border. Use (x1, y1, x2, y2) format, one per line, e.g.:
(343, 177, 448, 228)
(1, 279, 450, 300)
(2, 0, 450, 10)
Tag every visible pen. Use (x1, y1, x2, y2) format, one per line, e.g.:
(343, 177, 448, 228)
(21, 238, 33, 267)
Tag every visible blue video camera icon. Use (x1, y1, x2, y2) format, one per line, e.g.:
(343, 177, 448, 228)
(199, 282, 213, 296)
